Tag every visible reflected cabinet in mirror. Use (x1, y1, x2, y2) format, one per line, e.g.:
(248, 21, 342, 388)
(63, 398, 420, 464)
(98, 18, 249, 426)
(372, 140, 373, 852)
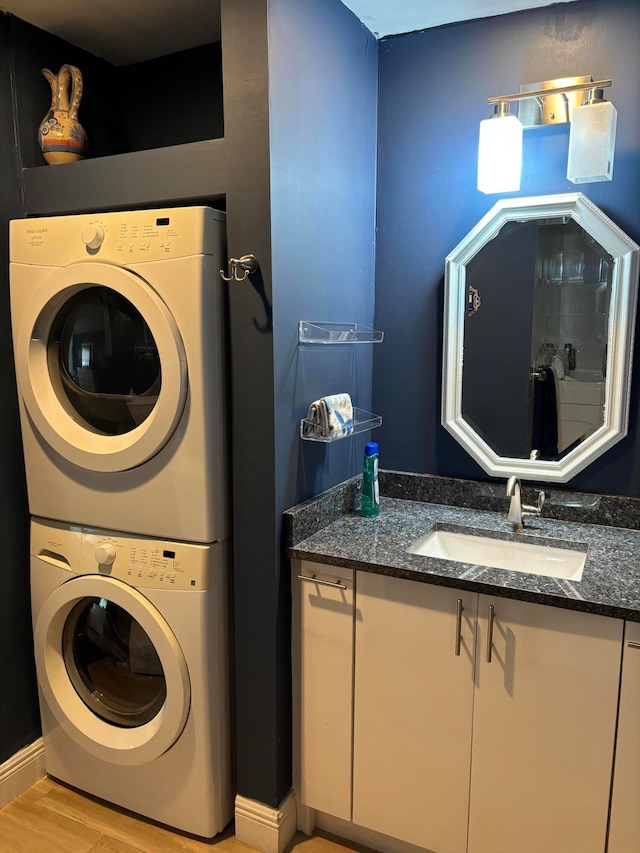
(443, 194, 639, 482)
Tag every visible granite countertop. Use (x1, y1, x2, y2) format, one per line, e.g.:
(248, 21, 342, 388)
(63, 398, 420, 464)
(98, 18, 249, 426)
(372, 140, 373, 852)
(288, 494, 640, 622)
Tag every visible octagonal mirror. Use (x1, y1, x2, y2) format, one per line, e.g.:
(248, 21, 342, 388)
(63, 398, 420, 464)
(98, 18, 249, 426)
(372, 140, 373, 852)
(443, 193, 639, 482)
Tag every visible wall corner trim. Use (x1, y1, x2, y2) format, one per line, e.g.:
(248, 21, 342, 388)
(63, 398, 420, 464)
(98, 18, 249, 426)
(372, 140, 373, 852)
(235, 790, 297, 853)
(0, 738, 45, 809)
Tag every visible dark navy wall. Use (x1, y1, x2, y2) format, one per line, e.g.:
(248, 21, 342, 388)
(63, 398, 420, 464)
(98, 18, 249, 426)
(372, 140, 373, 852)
(0, 13, 40, 766)
(373, 0, 640, 495)
(269, 0, 378, 508)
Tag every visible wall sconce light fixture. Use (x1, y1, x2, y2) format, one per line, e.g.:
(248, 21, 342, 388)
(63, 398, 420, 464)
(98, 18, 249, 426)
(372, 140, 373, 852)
(477, 102, 523, 194)
(478, 77, 616, 194)
(567, 88, 617, 183)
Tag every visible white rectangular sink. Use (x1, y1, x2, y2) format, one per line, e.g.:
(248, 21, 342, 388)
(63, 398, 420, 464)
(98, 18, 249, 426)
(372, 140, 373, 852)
(409, 529, 586, 581)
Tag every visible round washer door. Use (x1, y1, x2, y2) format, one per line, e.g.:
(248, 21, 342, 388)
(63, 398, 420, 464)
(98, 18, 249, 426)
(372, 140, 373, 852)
(16, 262, 187, 473)
(34, 575, 190, 766)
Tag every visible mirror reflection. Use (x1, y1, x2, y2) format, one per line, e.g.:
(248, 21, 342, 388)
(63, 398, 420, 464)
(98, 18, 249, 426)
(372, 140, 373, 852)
(461, 219, 612, 461)
(444, 193, 639, 482)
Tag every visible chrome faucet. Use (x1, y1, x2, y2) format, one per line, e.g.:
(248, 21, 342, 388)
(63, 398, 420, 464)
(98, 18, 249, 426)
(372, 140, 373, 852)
(506, 476, 545, 532)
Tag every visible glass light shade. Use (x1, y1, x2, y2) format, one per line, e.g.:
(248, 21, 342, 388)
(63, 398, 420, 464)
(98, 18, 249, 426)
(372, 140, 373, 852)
(567, 100, 617, 183)
(477, 112, 523, 194)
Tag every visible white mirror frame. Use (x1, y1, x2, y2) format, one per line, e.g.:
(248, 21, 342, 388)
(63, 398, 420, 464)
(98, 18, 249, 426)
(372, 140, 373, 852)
(443, 193, 640, 483)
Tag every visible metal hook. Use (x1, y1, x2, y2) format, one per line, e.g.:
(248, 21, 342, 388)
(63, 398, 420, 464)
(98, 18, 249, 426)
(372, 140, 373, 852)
(220, 254, 258, 282)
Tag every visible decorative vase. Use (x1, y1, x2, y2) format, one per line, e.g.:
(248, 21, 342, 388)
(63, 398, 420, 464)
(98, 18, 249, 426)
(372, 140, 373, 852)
(38, 64, 89, 165)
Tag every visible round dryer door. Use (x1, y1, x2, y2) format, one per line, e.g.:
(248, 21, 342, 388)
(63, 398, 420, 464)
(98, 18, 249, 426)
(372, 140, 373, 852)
(15, 263, 187, 472)
(34, 575, 191, 766)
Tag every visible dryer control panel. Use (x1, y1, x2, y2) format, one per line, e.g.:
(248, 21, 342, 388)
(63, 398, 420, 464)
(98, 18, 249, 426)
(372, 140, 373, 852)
(10, 206, 226, 265)
(31, 518, 227, 591)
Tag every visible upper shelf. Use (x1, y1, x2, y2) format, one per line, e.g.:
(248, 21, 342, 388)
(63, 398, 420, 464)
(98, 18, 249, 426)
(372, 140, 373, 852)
(298, 321, 384, 345)
(22, 138, 227, 215)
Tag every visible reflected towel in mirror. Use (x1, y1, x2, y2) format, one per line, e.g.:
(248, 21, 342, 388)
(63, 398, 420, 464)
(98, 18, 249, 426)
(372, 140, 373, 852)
(532, 367, 558, 457)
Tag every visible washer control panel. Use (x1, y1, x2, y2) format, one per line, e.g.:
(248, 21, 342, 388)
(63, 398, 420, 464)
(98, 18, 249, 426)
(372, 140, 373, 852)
(83, 531, 218, 590)
(30, 517, 224, 592)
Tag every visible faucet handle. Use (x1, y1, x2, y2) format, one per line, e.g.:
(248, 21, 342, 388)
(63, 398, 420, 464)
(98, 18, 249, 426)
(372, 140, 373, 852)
(522, 490, 545, 518)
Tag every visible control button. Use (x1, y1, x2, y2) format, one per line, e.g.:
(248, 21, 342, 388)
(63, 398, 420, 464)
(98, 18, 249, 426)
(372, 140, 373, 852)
(81, 224, 105, 250)
(95, 543, 116, 566)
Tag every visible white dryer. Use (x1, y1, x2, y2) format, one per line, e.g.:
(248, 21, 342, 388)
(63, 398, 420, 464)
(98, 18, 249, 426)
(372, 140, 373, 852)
(10, 207, 227, 543)
(30, 517, 232, 837)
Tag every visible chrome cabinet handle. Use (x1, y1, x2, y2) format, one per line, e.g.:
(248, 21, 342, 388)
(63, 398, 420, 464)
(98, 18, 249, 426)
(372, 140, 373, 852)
(455, 599, 463, 656)
(486, 604, 495, 663)
(298, 574, 347, 590)
(628, 642, 640, 650)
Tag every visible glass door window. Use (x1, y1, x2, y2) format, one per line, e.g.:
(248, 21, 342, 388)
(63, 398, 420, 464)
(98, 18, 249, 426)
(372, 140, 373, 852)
(51, 287, 161, 435)
(63, 597, 166, 727)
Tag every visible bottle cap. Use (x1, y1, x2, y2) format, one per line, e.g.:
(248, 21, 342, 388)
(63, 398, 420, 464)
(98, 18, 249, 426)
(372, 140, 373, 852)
(364, 442, 379, 456)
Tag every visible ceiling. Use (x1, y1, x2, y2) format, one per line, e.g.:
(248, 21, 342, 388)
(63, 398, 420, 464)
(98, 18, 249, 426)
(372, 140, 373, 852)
(339, 0, 577, 38)
(0, 0, 222, 65)
(0, 0, 577, 65)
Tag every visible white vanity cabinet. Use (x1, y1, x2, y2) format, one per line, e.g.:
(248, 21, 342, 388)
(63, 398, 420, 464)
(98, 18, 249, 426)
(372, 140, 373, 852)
(293, 561, 355, 820)
(352, 572, 477, 853)
(608, 620, 640, 853)
(293, 564, 624, 853)
(468, 594, 621, 853)
(351, 575, 622, 853)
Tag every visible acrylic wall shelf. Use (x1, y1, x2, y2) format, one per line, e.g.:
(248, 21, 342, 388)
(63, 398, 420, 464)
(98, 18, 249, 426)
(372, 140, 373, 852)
(298, 321, 384, 345)
(300, 408, 382, 442)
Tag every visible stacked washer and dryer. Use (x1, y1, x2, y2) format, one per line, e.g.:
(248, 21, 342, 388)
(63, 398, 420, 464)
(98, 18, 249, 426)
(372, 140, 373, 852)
(9, 207, 232, 837)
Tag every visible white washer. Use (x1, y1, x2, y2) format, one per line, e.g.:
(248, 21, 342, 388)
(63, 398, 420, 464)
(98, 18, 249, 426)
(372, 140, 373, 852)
(30, 517, 232, 837)
(10, 207, 227, 543)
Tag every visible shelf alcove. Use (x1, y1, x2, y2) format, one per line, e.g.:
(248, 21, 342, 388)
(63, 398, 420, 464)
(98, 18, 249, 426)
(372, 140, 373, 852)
(9, 14, 226, 214)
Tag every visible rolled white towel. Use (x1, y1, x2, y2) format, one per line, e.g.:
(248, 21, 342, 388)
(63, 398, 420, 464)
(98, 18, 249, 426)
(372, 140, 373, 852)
(303, 393, 354, 439)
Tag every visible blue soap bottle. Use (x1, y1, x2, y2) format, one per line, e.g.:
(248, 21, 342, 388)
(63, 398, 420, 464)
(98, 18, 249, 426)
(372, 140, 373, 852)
(361, 441, 380, 518)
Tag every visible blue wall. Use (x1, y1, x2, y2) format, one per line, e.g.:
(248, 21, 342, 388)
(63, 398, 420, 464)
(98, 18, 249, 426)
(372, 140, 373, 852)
(373, 0, 640, 495)
(269, 0, 378, 508)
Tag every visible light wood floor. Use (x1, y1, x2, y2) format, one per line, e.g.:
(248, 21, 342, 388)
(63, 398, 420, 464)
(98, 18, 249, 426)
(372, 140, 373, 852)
(0, 778, 367, 853)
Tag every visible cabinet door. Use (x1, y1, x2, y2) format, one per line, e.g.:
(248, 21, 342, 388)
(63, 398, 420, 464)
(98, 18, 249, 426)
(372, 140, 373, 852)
(353, 573, 477, 853)
(608, 620, 640, 853)
(468, 595, 622, 853)
(293, 561, 354, 820)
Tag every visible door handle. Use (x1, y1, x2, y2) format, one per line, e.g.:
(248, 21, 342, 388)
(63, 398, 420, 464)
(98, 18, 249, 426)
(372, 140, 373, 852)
(455, 599, 463, 656)
(486, 604, 495, 663)
(298, 573, 347, 590)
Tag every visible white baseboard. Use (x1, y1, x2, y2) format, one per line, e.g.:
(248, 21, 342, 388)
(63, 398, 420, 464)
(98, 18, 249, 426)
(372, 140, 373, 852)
(0, 739, 45, 810)
(296, 802, 316, 835)
(235, 790, 297, 853)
